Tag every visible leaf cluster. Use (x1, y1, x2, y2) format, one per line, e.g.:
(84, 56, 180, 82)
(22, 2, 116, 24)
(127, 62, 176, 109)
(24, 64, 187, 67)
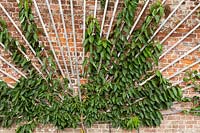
(19, 0, 43, 55)
(0, 19, 32, 72)
(82, 0, 182, 129)
(182, 71, 200, 116)
(0, 75, 81, 132)
(18, 0, 58, 75)
(184, 70, 200, 91)
(0, 0, 184, 132)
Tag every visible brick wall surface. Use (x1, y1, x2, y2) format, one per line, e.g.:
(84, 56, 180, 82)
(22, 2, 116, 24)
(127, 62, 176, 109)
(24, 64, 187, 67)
(0, 0, 200, 132)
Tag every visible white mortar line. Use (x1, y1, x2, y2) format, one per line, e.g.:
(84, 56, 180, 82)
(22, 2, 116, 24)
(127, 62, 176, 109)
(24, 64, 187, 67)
(0, 2, 48, 75)
(104, 0, 149, 75)
(162, 0, 167, 4)
(100, 0, 109, 37)
(45, 0, 67, 78)
(0, 79, 14, 88)
(97, 0, 109, 73)
(149, 0, 185, 42)
(82, 0, 86, 74)
(19, 0, 49, 61)
(139, 43, 200, 86)
(0, 42, 44, 78)
(94, 0, 98, 18)
(0, 5, 44, 77)
(182, 85, 194, 91)
(160, 44, 200, 72)
(0, 42, 12, 55)
(69, 0, 82, 100)
(137, 3, 200, 86)
(60, 46, 72, 87)
(106, 0, 119, 39)
(0, 68, 19, 82)
(127, 0, 150, 40)
(173, 80, 184, 86)
(58, 0, 74, 75)
(162, 110, 182, 115)
(168, 59, 200, 80)
(32, 0, 65, 78)
(160, 22, 200, 59)
(0, 54, 27, 78)
(160, 3, 200, 44)
(135, 0, 185, 58)
(173, 72, 200, 86)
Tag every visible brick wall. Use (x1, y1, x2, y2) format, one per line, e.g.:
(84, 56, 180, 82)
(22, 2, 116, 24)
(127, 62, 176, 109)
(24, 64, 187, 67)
(0, 0, 200, 132)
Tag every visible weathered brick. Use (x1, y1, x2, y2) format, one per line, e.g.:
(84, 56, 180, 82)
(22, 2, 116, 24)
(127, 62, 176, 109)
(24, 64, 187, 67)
(0, 0, 200, 133)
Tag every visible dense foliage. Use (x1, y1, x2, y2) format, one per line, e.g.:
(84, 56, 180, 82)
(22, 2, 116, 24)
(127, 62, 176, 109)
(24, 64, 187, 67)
(0, 0, 183, 132)
(82, 0, 182, 129)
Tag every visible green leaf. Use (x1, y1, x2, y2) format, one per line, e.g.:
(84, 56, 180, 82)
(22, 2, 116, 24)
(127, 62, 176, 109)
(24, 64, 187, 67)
(89, 36, 94, 43)
(87, 22, 94, 35)
(96, 46, 102, 53)
(24, 0, 29, 11)
(159, 7, 164, 16)
(33, 33, 38, 42)
(127, 116, 140, 130)
(100, 50, 106, 59)
(155, 15, 160, 23)
(144, 29, 149, 39)
(156, 43, 162, 51)
(102, 41, 107, 48)
(168, 89, 175, 99)
(83, 38, 89, 47)
(20, 15, 25, 24)
(155, 70, 161, 77)
(146, 16, 152, 25)
(172, 87, 177, 97)
(152, 9, 158, 16)
(177, 88, 182, 98)
(28, 25, 32, 33)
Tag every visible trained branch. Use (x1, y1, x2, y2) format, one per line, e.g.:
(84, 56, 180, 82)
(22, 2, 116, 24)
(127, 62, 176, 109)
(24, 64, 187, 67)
(100, 0, 109, 37)
(0, 3, 48, 75)
(160, 22, 200, 59)
(160, 3, 200, 44)
(82, 0, 86, 74)
(32, 0, 65, 78)
(106, 0, 119, 39)
(140, 42, 200, 86)
(0, 51, 27, 78)
(0, 4, 46, 78)
(94, 0, 98, 18)
(0, 68, 19, 82)
(167, 59, 200, 80)
(0, 79, 14, 88)
(45, 0, 70, 80)
(69, 0, 82, 101)
(127, 0, 150, 40)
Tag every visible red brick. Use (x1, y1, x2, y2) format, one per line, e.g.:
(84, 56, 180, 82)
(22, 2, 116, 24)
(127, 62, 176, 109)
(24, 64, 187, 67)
(0, 0, 200, 133)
